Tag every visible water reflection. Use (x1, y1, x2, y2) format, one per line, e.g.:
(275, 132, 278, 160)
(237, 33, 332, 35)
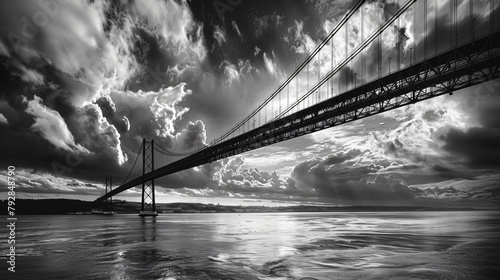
(140, 217, 157, 242)
(4, 211, 499, 280)
(210, 213, 303, 260)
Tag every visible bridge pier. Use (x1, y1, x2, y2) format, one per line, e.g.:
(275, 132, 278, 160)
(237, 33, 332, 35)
(139, 138, 158, 217)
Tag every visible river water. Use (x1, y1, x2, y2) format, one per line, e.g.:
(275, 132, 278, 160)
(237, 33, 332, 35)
(1, 211, 499, 279)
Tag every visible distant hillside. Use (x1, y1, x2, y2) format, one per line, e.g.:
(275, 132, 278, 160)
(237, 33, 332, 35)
(1, 199, 94, 215)
(0, 199, 479, 215)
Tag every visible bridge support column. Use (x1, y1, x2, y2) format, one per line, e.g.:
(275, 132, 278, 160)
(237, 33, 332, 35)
(139, 138, 158, 217)
(104, 175, 113, 214)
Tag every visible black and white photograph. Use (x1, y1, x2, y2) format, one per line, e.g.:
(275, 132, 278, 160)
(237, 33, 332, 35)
(1, 0, 499, 279)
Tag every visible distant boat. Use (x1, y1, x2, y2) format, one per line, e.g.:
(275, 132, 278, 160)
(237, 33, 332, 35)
(102, 211, 114, 215)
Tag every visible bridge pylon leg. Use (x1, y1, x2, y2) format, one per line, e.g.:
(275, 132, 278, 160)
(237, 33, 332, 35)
(139, 138, 158, 217)
(104, 175, 113, 214)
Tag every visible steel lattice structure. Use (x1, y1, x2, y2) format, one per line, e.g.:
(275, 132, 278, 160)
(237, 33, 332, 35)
(101, 175, 113, 212)
(139, 139, 157, 216)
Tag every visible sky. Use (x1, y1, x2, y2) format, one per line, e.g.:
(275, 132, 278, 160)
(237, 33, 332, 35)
(0, 0, 499, 208)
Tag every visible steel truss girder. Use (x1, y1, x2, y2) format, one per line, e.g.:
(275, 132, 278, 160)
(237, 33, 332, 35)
(95, 31, 500, 203)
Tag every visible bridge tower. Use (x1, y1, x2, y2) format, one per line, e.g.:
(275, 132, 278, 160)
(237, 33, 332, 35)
(105, 175, 113, 214)
(139, 138, 158, 216)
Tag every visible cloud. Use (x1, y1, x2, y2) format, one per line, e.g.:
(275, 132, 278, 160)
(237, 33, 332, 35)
(0, 168, 101, 198)
(108, 82, 208, 155)
(307, 0, 352, 21)
(0, 40, 10, 57)
(218, 59, 256, 87)
(69, 103, 127, 165)
(95, 95, 130, 134)
(0, 0, 142, 105)
(442, 127, 500, 169)
(13, 63, 44, 85)
(110, 83, 192, 139)
(252, 12, 285, 37)
(231, 20, 242, 38)
(213, 25, 227, 47)
(0, 113, 8, 125)
(220, 60, 240, 86)
(440, 87, 500, 169)
(153, 156, 307, 202)
(174, 120, 207, 152)
(238, 59, 254, 76)
(27, 0, 111, 75)
(412, 185, 471, 201)
(253, 46, 261, 56)
(0, 0, 208, 106)
(287, 147, 495, 206)
(165, 64, 198, 82)
(263, 51, 282, 78)
(132, 0, 206, 62)
(24, 95, 89, 154)
(285, 20, 315, 54)
(150, 85, 191, 138)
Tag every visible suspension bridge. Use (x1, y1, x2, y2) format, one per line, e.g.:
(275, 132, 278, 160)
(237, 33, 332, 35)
(95, 0, 500, 216)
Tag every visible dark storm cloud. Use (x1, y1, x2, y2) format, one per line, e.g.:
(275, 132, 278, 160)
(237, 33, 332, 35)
(0, 86, 133, 184)
(475, 86, 500, 129)
(0, 113, 127, 186)
(289, 150, 417, 205)
(383, 139, 428, 164)
(287, 143, 499, 206)
(442, 127, 500, 169)
(441, 90, 500, 169)
(1, 86, 131, 178)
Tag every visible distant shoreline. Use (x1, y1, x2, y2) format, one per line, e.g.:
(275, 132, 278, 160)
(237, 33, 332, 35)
(1, 198, 495, 215)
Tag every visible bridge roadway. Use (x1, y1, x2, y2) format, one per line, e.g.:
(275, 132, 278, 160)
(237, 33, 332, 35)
(95, 31, 500, 203)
